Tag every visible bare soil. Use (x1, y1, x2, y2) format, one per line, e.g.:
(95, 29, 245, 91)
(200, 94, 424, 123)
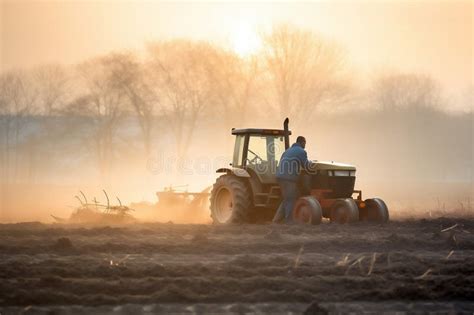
(1, 218, 474, 314)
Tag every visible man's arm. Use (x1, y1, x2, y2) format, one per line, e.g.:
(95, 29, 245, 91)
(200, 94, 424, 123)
(300, 149, 317, 174)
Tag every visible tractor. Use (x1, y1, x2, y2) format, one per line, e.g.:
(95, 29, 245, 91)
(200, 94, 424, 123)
(209, 118, 389, 224)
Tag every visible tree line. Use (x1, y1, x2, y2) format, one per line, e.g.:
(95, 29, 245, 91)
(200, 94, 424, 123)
(0, 24, 471, 186)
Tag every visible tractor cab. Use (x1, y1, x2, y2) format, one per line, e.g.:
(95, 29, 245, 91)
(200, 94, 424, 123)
(230, 128, 290, 184)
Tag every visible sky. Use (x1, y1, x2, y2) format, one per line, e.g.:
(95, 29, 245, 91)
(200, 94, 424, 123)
(0, 0, 473, 109)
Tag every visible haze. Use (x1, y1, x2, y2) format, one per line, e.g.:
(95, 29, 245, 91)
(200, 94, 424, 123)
(1, 1, 473, 104)
(0, 0, 472, 223)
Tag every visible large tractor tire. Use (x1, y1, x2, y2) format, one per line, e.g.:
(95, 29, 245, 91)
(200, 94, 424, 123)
(360, 198, 389, 223)
(330, 198, 359, 224)
(210, 174, 252, 224)
(293, 196, 323, 225)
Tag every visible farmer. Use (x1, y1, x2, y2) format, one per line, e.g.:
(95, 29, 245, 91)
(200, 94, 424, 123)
(273, 136, 313, 223)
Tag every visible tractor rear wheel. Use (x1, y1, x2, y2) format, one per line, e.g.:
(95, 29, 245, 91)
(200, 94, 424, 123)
(210, 174, 251, 224)
(293, 196, 323, 225)
(360, 198, 389, 223)
(330, 198, 359, 224)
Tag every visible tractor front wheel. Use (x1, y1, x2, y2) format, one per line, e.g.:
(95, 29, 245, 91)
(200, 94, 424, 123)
(360, 198, 389, 223)
(330, 198, 359, 224)
(210, 174, 251, 224)
(293, 196, 323, 225)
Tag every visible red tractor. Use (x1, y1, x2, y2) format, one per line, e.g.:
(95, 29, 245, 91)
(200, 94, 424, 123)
(210, 118, 389, 224)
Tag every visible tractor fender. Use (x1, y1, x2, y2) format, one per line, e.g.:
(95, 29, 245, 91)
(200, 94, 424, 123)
(216, 167, 251, 178)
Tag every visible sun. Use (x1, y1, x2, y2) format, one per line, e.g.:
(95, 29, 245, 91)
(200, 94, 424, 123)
(231, 23, 261, 57)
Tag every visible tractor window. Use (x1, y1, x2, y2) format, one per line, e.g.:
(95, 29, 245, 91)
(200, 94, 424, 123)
(247, 135, 285, 178)
(271, 136, 286, 165)
(247, 136, 268, 163)
(233, 135, 245, 167)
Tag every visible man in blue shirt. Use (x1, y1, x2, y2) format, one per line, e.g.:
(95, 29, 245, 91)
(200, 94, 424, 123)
(273, 136, 312, 223)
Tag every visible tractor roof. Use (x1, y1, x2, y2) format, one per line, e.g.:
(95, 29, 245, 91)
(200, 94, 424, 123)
(231, 128, 291, 136)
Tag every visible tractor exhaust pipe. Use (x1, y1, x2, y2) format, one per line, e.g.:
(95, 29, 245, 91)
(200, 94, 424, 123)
(283, 117, 290, 150)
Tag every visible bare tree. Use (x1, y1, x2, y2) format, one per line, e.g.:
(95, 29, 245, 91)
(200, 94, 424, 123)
(371, 72, 442, 112)
(20, 65, 73, 182)
(261, 24, 348, 123)
(77, 53, 130, 180)
(0, 70, 38, 179)
(33, 65, 71, 115)
(147, 41, 214, 158)
(204, 49, 260, 128)
(102, 53, 157, 157)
